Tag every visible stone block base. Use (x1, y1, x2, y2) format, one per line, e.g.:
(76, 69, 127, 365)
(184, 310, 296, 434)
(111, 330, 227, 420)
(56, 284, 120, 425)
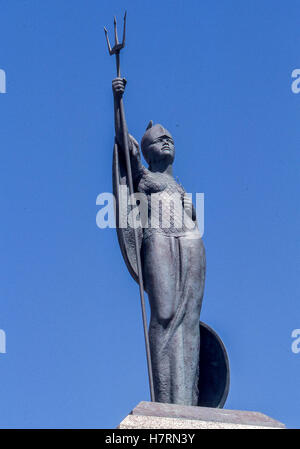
(118, 401, 285, 429)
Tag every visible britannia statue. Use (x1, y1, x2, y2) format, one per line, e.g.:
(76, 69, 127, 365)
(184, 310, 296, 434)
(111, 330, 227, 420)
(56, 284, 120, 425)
(105, 13, 229, 407)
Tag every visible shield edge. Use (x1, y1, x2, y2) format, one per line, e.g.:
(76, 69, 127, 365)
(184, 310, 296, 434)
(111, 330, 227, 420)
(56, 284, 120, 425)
(112, 141, 142, 284)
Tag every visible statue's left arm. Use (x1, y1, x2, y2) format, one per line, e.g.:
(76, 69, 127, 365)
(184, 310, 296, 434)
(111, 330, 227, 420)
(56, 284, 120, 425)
(183, 193, 197, 222)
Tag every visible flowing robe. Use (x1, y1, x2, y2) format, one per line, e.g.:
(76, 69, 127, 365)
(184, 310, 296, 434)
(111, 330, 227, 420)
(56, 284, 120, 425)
(131, 158, 206, 405)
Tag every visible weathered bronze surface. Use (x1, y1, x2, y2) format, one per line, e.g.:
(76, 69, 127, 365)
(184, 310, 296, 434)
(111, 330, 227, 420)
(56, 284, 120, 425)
(106, 13, 229, 407)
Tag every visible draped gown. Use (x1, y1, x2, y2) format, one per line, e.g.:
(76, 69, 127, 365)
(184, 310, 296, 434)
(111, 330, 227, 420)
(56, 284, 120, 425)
(131, 155, 206, 405)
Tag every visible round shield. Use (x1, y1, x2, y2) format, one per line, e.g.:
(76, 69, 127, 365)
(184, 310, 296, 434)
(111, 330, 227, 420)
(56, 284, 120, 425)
(198, 321, 230, 408)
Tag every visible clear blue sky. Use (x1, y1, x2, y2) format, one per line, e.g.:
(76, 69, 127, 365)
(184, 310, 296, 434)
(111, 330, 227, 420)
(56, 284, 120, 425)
(0, 0, 299, 429)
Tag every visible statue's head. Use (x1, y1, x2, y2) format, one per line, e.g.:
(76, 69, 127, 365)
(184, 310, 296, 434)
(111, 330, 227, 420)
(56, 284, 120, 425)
(141, 121, 175, 168)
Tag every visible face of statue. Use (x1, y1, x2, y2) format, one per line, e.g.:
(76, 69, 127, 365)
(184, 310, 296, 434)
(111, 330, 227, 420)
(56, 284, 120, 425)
(141, 124, 175, 167)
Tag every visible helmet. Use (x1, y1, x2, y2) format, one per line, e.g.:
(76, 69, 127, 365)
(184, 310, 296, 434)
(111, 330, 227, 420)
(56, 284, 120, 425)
(141, 121, 173, 164)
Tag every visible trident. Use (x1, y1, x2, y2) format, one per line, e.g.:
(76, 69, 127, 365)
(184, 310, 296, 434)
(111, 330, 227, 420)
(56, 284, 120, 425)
(104, 13, 155, 402)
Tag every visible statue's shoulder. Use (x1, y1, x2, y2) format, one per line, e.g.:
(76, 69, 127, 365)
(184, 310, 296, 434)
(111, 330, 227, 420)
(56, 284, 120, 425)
(173, 177, 186, 193)
(132, 164, 146, 188)
(136, 167, 156, 193)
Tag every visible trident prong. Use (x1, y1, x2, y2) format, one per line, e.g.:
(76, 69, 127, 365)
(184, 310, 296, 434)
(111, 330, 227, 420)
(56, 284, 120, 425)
(104, 27, 112, 54)
(114, 16, 119, 45)
(104, 11, 126, 56)
(122, 11, 126, 47)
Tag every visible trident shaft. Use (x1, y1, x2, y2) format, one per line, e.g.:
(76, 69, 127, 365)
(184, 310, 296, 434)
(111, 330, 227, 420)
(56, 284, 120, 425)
(104, 12, 155, 402)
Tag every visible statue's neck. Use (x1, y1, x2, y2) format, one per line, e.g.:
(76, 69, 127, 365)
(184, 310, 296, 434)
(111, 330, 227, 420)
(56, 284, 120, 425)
(149, 162, 173, 176)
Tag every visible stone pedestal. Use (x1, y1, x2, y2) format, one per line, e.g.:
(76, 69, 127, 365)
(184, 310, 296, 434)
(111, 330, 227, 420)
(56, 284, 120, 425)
(118, 401, 285, 429)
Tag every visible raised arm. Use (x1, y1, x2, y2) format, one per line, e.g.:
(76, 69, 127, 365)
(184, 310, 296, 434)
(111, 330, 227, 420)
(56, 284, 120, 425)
(112, 77, 127, 147)
(112, 77, 145, 178)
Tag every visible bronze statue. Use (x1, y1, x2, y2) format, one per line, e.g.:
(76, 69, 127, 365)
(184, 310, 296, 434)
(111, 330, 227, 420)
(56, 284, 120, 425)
(105, 13, 229, 407)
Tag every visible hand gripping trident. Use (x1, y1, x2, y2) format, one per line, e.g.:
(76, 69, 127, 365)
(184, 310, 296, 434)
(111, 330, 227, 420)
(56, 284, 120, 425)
(104, 13, 155, 402)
